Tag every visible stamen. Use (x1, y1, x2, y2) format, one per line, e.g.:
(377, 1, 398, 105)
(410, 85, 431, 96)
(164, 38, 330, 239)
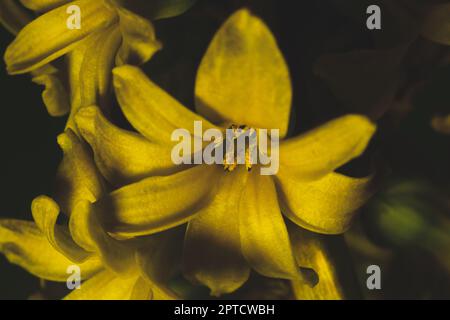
(223, 124, 254, 172)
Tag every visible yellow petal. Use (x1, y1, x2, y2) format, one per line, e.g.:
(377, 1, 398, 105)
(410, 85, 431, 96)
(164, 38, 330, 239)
(65, 38, 90, 132)
(277, 171, 375, 234)
(113, 65, 218, 143)
(126, 0, 197, 20)
(136, 230, 183, 284)
(116, 8, 161, 65)
(70, 200, 137, 275)
(64, 270, 141, 300)
(54, 129, 105, 215)
(0, 0, 32, 34)
(20, 0, 71, 12)
(75, 106, 177, 186)
(278, 115, 376, 181)
(78, 25, 122, 109)
(239, 172, 299, 280)
(195, 9, 291, 137)
(183, 169, 250, 296)
(96, 165, 219, 237)
(289, 226, 351, 299)
(5, 0, 118, 74)
(129, 277, 153, 300)
(135, 233, 181, 300)
(0, 219, 101, 281)
(31, 195, 91, 263)
(31, 64, 71, 117)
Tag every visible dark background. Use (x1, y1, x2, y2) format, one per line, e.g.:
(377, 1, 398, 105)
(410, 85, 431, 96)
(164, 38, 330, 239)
(0, 0, 449, 299)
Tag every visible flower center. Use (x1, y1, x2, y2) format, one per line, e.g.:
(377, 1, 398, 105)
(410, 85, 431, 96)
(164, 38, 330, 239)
(223, 124, 255, 172)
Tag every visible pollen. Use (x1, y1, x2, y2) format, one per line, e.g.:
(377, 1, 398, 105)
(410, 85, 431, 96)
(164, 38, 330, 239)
(223, 124, 255, 172)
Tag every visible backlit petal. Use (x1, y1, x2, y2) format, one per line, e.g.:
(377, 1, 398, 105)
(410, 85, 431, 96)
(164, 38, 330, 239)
(195, 9, 291, 137)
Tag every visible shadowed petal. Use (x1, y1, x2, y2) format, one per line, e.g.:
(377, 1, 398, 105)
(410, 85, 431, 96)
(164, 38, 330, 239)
(289, 226, 356, 299)
(20, 0, 71, 12)
(0, 0, 32, 34)
(239, 172, 299, 280)
(70, 200, 137, 275)
(183, 169, 250, 296)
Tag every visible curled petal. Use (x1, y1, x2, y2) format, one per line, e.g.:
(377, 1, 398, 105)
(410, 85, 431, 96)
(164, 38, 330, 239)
(278, 115, 376, 181)
(78, 25, 122, 109)
(31, 64, 70, 116)
(31, 195, 91, 262)
(96, 165, 219, 237)
(289, 226, 357, 299)
(113, 65, 218, 143)
(5, 0, 118, 74)
(54, 129, 105, 215)
(0, 219, 101, 281)
(116, 8, 161, 66)
(277, 172, 376, 234)
(75, 106, 177, 186)
(70, 200, 137, 275)
(195, 9, 291, 137)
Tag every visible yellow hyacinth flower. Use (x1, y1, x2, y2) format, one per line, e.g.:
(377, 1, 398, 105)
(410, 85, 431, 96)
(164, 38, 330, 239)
(3, 0, 195, 123)
(73, 9, 377, 296)
(0, 130, 180, 300)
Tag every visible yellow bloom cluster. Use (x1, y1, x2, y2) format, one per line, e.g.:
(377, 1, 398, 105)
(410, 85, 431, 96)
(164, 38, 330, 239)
(0, 2, 379, 300)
